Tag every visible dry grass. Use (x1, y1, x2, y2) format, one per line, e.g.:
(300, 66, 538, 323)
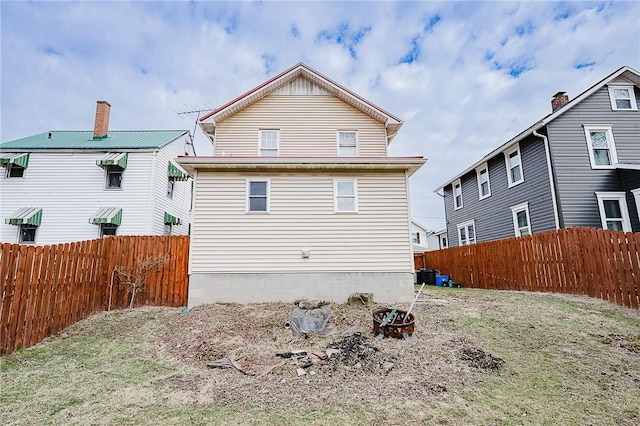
(1, 287, 639, 425)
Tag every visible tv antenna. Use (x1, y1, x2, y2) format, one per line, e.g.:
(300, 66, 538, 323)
(175, 103, 216, 156)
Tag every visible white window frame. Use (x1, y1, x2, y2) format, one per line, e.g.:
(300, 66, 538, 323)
(632, 189, 640, 223)
(595, 192, 631, 232)
(334, 179, 358, 213)
(258, 130, 279, 156)
(504, 144, 524, 187)
(457, 220, 476, 246)
(18, 224, 37, 244)
(476, 163, 491, 200)
(608, 85, 638, 111)
(510, 202, 532, 237)
(583, 125, 618, 169)
(5, 163, 26, 178)
(105, 166, 123, 190)
(453, 179, 463, 210)
(166, 180, 174, 199)
(337, 131, 358, 156)
(246, 179, 270, 213)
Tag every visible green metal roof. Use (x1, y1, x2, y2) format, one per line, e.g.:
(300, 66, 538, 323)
(6, 208, 42, 226)
(90, 207, 122, 225)
(0, 130, 189, 150)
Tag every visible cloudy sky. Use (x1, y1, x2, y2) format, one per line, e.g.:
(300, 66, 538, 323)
(2, 1, 639, 230)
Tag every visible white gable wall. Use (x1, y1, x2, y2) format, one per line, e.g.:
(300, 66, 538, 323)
(214, 94, 388, 157)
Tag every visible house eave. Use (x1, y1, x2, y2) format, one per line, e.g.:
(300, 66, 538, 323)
(177, 156, 426, 176)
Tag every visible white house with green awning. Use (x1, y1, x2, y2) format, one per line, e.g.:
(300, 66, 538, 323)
(0, 100, 195, 244)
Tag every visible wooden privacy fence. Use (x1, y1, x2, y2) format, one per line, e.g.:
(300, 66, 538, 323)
(415, 227, 639, 309)
(0, 235, 190, 355)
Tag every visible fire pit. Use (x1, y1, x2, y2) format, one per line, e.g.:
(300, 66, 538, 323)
(372, 308, 415, 339)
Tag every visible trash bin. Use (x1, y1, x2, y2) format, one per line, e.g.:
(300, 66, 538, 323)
(417, 268, 436, 285)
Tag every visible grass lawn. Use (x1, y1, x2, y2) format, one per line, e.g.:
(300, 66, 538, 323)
(1, 287, 639, 425)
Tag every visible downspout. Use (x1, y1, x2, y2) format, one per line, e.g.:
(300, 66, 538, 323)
(533, 129, 560, 230)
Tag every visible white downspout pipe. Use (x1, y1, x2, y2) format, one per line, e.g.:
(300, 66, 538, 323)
(533, 129, 560, 230)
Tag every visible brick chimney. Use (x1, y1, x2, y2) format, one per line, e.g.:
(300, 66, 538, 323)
(93, 101, 111, 139)
(551, 92, 569, 112)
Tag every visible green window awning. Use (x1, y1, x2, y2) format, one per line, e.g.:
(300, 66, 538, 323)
(97, 152, 128, 170)
(90, 207, 122, 225)
(6, 207, 42, 226)
(0, 153, 30, 169)
(168, 161, 189, 181)
(164, 212, 181, 225)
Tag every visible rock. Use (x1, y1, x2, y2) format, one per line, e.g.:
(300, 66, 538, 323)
(347, 293, 373, 306)
(382, 362, 395, 373)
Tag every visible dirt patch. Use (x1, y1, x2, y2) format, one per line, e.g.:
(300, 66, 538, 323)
(458, 347, 505, 370)
(593, 333, 640, 354)
(160, 373, 205, 392)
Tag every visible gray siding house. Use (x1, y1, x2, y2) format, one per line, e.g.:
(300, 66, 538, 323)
(436, 66, 640, 247)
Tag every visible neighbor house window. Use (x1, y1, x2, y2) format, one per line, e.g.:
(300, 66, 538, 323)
(259, 130, 279, 156)
(476, 163, 491, 199)
(453, 179, 463, 210)
(167, 180, 174, 198)
(335, 179, 357, 212)
(584, 126, 618, 169)
(413, 232, 421, 244)
(608, 85, 637, 111)
(441, 236, 448, 249)
(504, 144, 524, 187)
(6, 164, 26, 178)
(105, 166, 123, 189)
(337, 131, 358, 156)
(100, 224, 118, 238)
(247, 180, 269, 212)
(164, 223, 172, 236)
(595, 192, 631, 232)
(510, 202, 532, 237)
(457, 220, 476, 246)
(19, 225, 37, 244)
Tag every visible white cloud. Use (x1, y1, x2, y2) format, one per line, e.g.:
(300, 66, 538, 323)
(1, 0, 639, 231)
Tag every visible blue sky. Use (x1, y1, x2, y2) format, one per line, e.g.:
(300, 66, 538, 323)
(2, 1, 639, 230)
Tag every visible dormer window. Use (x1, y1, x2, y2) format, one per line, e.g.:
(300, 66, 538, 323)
(608, 85, 637, 111)
(337, 131, 358, 156)
(259, 130, 279, 156)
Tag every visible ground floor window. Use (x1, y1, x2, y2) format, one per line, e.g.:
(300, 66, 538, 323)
(510, 202, 532, 237)
(19, 225, 37, 243)
(100, 223, 118, 237)
(164, 223, 172, 235)
(595, 192, 631, 232)
(457, 220, 476, 246)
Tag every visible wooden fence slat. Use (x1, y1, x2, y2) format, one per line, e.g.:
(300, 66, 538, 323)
(0, 244, 18, 355)
(22, 245, 43, 349)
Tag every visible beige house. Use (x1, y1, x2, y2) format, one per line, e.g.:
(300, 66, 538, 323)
(178, 63, 425, 306)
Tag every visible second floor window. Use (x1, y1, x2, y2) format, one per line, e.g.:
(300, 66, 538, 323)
(504, 145, 524, 187)
(167, 180, 174, 198)
(259, 130, 279, 156)
(453, 179, 463, 209)
(476, 164, 491, 199)
(337, 131, 358, 156)
(584, 126, 618, 169)
(105, 166, 123, 189)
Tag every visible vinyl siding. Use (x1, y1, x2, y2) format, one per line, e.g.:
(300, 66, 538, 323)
(190, 171, 412, 273)
(0, 144, 192, 244)
(546, 82, 640, 229)
(444, 135, 556, 246)
(151, 138, 193, 236)
(621, 170, 640, 232)
(214, 94, 388, 157)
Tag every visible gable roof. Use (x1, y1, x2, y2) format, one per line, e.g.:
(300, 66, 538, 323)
(199, 62, 403, 141)
(0, 130, 189, 151)
(434, 65, 640, 192)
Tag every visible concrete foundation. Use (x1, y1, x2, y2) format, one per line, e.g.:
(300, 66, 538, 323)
(187, 272, 415, 307)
